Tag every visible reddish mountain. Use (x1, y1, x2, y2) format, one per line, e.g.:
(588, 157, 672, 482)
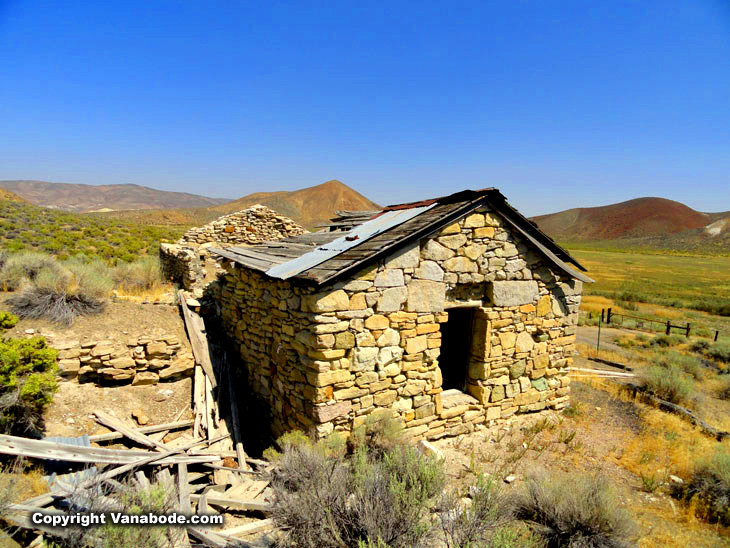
(531, 197, 713, 241)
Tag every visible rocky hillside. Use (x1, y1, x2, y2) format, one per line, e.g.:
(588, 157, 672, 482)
(0, 180, 230, 212)
(211, 179, 380, 229)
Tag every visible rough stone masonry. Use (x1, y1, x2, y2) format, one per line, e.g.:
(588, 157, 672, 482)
(217, 204, 582, 442)
(160, 205, 305, 294)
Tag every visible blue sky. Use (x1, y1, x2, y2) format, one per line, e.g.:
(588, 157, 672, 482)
(1, 1, 729, 215)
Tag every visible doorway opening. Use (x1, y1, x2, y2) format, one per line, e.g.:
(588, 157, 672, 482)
(439, 308, 475, 392)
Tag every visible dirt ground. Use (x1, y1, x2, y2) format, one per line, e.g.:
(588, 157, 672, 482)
(0, 299, 190, 349)
(431, 366, 730, 548)
(0, 298, 196, 441)
(43, 377, 194, 439)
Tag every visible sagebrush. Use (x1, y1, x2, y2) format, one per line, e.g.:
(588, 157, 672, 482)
(512, 472, 635, 548)
(0, 334, 58, 435)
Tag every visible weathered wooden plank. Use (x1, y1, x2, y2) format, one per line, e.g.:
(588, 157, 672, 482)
(93, 411, 168, 451)
(179, 291, 217, 388)
(0, 434, 222, 466)
(178, 463, 191, 514)
(221, 518, 275, 537)
(189, 494, 270, 512)
(135, 470, 151, 490)
(19, 435, 230, 509)
(89, 419, 193, 443)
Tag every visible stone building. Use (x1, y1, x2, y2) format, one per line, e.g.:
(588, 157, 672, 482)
(212, 188, 592, 441)
(160, 205, 305, 293)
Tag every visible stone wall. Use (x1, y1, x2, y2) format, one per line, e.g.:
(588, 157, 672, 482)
(181, 205, 305, 245)
(52, 330, 194, 386)
(218, 204, 581, 441)
(160, 205, 305, 294)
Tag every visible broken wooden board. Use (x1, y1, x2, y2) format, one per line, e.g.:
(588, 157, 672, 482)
(178, 290, 217, 387)
(93, 411, 169, 451)
(89, 419, 193, 443)
(0, 434, 224, 465)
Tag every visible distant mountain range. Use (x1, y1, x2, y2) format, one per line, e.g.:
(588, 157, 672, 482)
(48, 179, 380, 230)
(532, 197, 730, 254)
(0, 180, 230, 212)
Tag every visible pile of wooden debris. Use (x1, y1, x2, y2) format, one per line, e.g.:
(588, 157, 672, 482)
(0, 291, 275, 547)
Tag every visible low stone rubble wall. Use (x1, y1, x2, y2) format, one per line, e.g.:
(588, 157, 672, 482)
(180, 204, 305, 245)
(160, 205, 306, 294)
(51, 330, 194, 386)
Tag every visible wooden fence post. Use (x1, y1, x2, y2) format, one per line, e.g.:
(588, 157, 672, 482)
(665, 321, 671, 335)
(716, 331, 720, 342)
(607, 308, 612, 324)
(601, 309, 605, 323)
(685, 323, 691, 338)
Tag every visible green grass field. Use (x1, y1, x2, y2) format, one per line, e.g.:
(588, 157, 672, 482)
(570, 249, 730, 314)
(571, 248, 730, 341)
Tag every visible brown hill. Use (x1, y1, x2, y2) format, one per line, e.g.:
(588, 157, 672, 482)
(531, 197, 714, 241)
(211, 179, 381, 229)
(0, 180, 230, 213)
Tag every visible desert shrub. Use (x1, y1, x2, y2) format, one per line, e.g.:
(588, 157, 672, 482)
(512, 472, 634, 548)
(271, 439, 445, 547)
(655, 350, 703, 380)
(706, 342, 730, 364)
(0, 251, 6, 271)
(4, 254, 111, 324)
(0, 251, 62, 291)
(718, 381, 730, 401)
(347, 410, 405, 457)
(0, 336, 57, 435)
(650, 334, 684, 348)
(49, 478, 183, 548)
(690, 340, 711, 354)
(673, 449, 730, 525)
(6, 286, 106, 325)
(112, 256, 163, 293)
(0, 311, 18, 330)
(439, 474, 514, 548)
(642, 364, 693, 405)
(263, 430, 319, 462)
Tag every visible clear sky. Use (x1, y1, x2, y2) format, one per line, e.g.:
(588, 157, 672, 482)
(1, 1, 729, 215)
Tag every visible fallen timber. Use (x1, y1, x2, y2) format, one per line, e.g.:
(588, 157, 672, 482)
(4, 291, 275, 546)
(0, 434, 220, 465)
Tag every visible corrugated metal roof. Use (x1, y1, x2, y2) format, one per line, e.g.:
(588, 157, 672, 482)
(265, 204, 436, 280)
(43, 434, 98, 492)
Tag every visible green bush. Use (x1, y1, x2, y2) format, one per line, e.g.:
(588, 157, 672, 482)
(0, 251, 62, 291)
(706, 342, 730, 364)
(0, 311, 18, 330)
(512, 472, 635, 548)
(271, 437, 445, 547)
(650, 334, 684, 348)
(673, 449, 730, 525)
(642, 364, 694, 405)
(655, 350, 703, 380)
(690, 340, 711, 354)
(438, 474, 514, 548)
(0, 335, 58, 435)
(347, 410, 405, 458)
(112, 256, 163, 293)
